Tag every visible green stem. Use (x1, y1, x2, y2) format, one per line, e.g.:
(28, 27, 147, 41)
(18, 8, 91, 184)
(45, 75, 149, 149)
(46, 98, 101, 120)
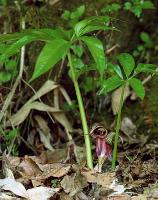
(112, 84, 125, 170)
(67, 51, 93, 169)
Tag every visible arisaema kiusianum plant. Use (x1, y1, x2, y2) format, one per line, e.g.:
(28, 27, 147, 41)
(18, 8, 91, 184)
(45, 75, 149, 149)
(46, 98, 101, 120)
(99, 53, 157, 170)
(0, 15, 117, 169)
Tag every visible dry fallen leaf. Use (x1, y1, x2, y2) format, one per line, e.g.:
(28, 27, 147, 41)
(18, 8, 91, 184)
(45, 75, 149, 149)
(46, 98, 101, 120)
(109, 179, 126, 195)
(61, 172, 88, 196)
(39, 163, 71, 178)
(121, 117, 137, 136)
(131, 194, 147, 200)
(0, 193, 21, 200)
(17, 155, 71, 180)
(27, 80, 59, 104)
(27, 186, 59, 200)
(104, 194, 131, 200)
(40, 149, 67, 163)
(6, 80, 73, 134)
(19, 156, 42, 177)
(81, 170, 115, 188)
(143, 183, 158, 199)
(0, 177, 29, 198)
(59, 86, 72, 106)
(59, 191, 74, 200)
(0, 177, 59, 200)
(34, 115, 55, 151)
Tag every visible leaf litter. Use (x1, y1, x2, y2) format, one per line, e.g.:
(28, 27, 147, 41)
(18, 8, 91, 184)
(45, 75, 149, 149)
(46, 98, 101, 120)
(1, 81, 158, 200)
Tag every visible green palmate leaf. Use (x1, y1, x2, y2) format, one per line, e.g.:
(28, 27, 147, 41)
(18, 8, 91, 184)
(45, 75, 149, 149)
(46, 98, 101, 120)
(5, 59, 17, 71)
(35, 28, 72, 40)
(142, 1, 155, 9)
(99, 75, 124, 94)
(74, 16, 109, 37)
(140, 32, 153, 48)
(80, 36, 106, 76)
(113, 64, 124, 79)
(101, 3, 121, 13)
(117, 53, 135, 77)
(0, 28, 71, 43)
(129, 78, 145, 100)
(30, 39, 71, 81)
(70, 5, 85, 19)
(0, 71, 11, 84)
(135, 63, 158, 74)
(72, 57, 84, 69)
(61, 10, 70, 20)
(124, 2, 132, 10)
(133, 6, 142, 18)
(82, 77, 93, 93)
(71, 45, 84, 57)
(75, 65, 96, 79)
(0, 30, 44, 43)
(79, 25, 118, 36)
(0, 32, 28, 43)
(0, 35, 38, 62)
(107, 63, 123, 79)
(62, 5, 85, 21)
(0, 28, 72, 62)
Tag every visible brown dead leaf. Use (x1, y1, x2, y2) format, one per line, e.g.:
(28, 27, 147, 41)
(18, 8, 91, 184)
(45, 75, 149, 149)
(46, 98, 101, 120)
(6, 101, 60, 126)
(34, 115, 50, 134)
(39, 163, 71, 178)
(19, 155, 42, 177)
(131, 194, 147, 200)
(15, 156, 71, 180)
(27, 80, 59, 104)
(2, 157, 15, 179)
(7, 101, 73, 134)
(76, 192, 89, 200)
(143, 183, 158, 199)
(39, 149, 67, 164)
(6, 80, 73, 134)
(31, 179, 44, 187)
(8, 156, 21, 167)
(74, 145, 86, 164)
(59, 192, 74, 200)
(101, 194, 131, 200)
(34, 115, 54, 151)
(59, 86, 72, 106)
(81, 170, 115, 188)
(121, 117, 137, 136)
(61, 172, 88, 197)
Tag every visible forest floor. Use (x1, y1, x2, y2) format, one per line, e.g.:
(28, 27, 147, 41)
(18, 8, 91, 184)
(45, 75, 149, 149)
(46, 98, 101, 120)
(0, 123, 158, 200)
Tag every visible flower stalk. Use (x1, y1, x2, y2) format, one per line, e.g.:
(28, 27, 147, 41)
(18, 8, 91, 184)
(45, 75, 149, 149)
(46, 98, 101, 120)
(67, 51, 93, 169)
(112, 85, 125, 170)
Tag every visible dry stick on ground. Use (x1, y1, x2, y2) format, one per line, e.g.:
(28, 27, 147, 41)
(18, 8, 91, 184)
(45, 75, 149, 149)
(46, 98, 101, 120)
(0, 17, 26, 123)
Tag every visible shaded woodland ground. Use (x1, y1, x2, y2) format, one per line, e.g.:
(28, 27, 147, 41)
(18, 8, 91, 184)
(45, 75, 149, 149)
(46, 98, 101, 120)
(0, 0, 158, 199)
